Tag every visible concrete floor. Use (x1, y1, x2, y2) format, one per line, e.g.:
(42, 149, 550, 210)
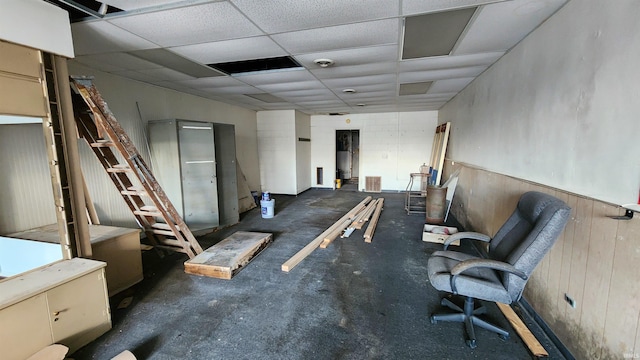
(74, 189, 566, 359)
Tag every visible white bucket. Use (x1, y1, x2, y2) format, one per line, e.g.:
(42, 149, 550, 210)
(260, 199, 275, 218)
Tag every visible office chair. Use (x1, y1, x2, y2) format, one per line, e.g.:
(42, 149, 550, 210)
(427, 191, 571, 348)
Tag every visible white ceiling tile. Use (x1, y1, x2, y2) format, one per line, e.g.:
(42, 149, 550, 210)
(71, 21, 158, 55)
(295, 45, 399, 68)
(236, 69, 315, 86)
(138, 68, 195, 81)
(102, 0, 183, 11)
(170, 36, 287, 64)
(272, 19, 400, 55)
(256, 80, 327, 92)
(176, 76, 246, 90)
(75, 53, 163, 71)
(454, 0, 567, 54)
(108, 2, 263, 47)
(311, 62, 397, 80)
(402, 0, 509, 16)
(71, 56, 126, 73)
(204, 85, 263, 95)
(398, 52, 504, 71)
(428, 77, 476, 93)
(112, 70, 162, 83)
(398, 66, 487, 82)
(271, 89, 337, 99)
(322, 74, 397, 89)
(231, 0, 399, 33)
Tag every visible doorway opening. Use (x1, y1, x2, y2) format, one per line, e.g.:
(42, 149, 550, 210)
(336, 130, 359, 191)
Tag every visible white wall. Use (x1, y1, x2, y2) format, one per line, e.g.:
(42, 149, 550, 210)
(295, 111, 311, 194)
(257, 110, 297, 194)
(439, 1, 640, 206)
(311, 111, 438, 191)
(66, 62, 260, 227)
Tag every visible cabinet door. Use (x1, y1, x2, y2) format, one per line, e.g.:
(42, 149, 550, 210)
(178, 121, 220, 230)
(47, 269, 111, 353)
(0, 294, 52, 360)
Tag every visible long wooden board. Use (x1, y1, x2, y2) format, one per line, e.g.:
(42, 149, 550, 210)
(185, 231, 273, 279)
(282, 196, 371, 272)
(496, 302, 548, 358)
(363, 198, 384, 242)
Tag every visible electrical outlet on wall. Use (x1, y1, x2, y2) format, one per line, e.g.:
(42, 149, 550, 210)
(564, 293, 577, 308)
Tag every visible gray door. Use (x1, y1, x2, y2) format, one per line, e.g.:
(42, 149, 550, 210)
(178, 121, 219, 230)
(213, 123, 239, 227)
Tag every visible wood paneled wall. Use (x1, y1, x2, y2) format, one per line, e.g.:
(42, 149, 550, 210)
(443, 161, 640, 359)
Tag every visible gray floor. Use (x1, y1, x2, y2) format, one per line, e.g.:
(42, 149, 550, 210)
(74, 189, 566, 359)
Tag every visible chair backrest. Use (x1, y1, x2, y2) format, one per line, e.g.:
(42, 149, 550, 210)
(488, 191, 571, 301)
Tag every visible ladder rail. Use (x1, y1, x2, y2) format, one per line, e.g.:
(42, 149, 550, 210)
(70, 77, 202, 258)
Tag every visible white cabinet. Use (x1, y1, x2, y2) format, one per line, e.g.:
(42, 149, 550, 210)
(0, 258, 111, 359)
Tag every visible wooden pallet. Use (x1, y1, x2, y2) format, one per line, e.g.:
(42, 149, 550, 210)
(184, 231, 273, 279)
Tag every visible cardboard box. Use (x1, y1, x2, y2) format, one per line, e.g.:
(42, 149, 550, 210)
(422, 224, 460, 246)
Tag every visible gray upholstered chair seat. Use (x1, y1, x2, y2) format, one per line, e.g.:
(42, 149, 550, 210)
(428, 250, 512, 304)
(426, 191, 571, 348)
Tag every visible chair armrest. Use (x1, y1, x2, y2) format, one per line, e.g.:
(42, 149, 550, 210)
(449, 259, 527, 293)
(443, 231, 491, 250)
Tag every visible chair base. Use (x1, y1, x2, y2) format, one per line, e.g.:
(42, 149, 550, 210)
(430, 296, 509, 349)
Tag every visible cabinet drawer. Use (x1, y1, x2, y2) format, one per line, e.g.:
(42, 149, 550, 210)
(47, 269, 111, 352)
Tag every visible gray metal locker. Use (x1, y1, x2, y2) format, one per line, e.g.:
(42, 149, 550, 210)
(147, 120, 238, 233)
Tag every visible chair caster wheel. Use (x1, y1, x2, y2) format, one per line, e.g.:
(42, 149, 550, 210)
(466, 339, 477, 349)
(499, 334, 509, 340)
(430, 316, 437, 324)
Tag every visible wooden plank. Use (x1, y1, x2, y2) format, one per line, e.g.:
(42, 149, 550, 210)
(351, 199, 378, 230)
(364, 198, 384, 242)
(184, 231, 273, 279)
(281, 196, 371, 272)
(497, 302, 549, 358)
(319, 218, 353, 248)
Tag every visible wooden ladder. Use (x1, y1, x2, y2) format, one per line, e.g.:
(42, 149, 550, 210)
(69, 77, 203, 259)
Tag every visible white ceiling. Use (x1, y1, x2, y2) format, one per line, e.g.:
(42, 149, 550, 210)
(68, 0, 567, 114)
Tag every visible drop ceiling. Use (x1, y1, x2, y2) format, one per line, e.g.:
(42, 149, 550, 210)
(64, 0, 567, 114)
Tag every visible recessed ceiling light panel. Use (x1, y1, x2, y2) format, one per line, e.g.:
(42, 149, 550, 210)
(402, 7, 477, 59)
(209, 56, 302, 75)
(343, 88, 357, 94)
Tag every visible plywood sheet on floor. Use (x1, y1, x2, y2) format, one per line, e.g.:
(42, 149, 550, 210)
(184, 231, 272, 279)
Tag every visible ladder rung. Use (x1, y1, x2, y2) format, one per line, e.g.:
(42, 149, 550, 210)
(134, 210, 162, 217)
(151, 222, 180, 232)
(91, 140, 114, 147)
(121, 187, 147, 196)
(140, 205, 158, 211)
(152, 229, 176, 236)
(107, 164, 131, 173)
(157, 239, 182, 247)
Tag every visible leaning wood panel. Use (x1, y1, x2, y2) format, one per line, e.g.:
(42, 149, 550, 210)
(602, 208, 640, 357)
(185, 232, 273, 279)
(578, 202, 618, 358)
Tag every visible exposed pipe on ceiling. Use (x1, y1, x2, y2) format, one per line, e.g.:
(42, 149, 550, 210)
(56, 0, 107, 18)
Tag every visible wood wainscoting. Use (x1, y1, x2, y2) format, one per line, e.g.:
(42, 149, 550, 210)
(442, 160, 640, 360)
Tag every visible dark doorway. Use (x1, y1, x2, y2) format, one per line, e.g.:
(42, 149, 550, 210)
(336, 130, 360, 191)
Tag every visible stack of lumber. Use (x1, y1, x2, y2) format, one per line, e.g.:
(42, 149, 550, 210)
(281, 196, 384, 272)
